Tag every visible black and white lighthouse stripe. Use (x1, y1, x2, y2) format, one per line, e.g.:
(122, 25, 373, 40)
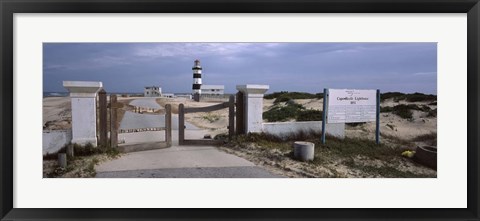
(192, 60, 202, 94)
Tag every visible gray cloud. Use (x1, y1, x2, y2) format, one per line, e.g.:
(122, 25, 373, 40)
(43, 42, 437, 94)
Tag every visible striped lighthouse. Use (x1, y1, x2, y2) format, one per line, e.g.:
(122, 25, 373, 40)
(192, 59, 202, 96)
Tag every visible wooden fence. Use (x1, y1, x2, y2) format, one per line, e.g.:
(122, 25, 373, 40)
(178, 95, 235, 145)
(100, 94, 172, 152)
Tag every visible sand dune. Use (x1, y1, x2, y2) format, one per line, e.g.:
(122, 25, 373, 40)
(43, 96, 436, 146)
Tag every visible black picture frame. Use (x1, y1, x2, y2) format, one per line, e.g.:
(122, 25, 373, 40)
(1, 0, 479, 220)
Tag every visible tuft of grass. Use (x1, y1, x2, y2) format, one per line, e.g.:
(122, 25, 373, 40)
(85, 158, 100, 177)
(230, 132, 291, 151)
(343, 159, 431, 178)
(346, 122, 366, 127)
(45, 164, 74, 178)
(44, 143, 120, 178)
(202, 113, 220, 123)
(315, 136, 400, 161)
(225, 132, 433, 178)
(43, 144, 68, 160)
(230, 132, 401, 162)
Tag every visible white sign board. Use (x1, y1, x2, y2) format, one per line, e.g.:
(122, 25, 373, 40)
(327, 89, 377, 123)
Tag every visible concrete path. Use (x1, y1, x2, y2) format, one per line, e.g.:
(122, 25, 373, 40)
(96, 166, 281, 178)
(120, 112, 197, 130)
(119, 112, 203, 145)
(95, 145, 282, 178)
(129, 98, 162, 109)
(101, 102, 281, 178)
(119, 129, 211, 145)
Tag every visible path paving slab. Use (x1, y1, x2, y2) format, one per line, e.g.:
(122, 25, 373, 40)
(120, 112, 197, 130)
(96, 145, 255, 172)
(96, 166, 283, 178)
(129, 98, 163, 109)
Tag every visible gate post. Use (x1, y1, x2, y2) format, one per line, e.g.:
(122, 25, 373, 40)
(165, 104, 172, 147)
(110, 94, 118, 147)
(236, 85, 269, 133)
(178, 103, 185, 145)
(235, 92, 245, 135)
(228, 95, 235, 140)
(63, 81, 103, 146)
(98, 89, 108, 147)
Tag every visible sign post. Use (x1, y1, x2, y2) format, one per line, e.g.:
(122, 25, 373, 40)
(322, 88, 380, 144)
(376, 89, 380, 144)
(321, 88, 328, 144)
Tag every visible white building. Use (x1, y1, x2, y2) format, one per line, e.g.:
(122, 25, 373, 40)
(201, 85, 225, 95)
(144, 86, 162, 97)
(162, 93, 175, 98)
(176, 94, 192, 99)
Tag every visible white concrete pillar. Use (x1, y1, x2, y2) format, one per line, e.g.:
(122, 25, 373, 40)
(236, 84, 269, 133)
(63, 81, 103, 146)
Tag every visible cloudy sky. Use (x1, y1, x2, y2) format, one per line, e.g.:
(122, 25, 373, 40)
(43, 43, 437, 94)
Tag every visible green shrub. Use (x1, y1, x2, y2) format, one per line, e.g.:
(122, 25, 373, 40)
(380, 92, 436, 102)
(274, 96, 292, 104)
(263, 104, 301, 122)
(391, 104, 413, 119)
(380, 106, 393, 113)
(272, 92, 319, 104)
(263, 100, 308, 122)
(381, 104, 432, 119)
(263, 99, 324, 122)
(315, 93, 324, 99)
(296, 109, 323, 121)
(404, 93, 436, 102)
(381, 104, 412, 119)
(381, 92, 405, 101)
(427, 108, 437, 117)
(264, 91, 288, 100)
(73, 143, 96, 156)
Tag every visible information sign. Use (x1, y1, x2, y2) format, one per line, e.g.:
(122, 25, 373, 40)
(327, 89, 377, 123)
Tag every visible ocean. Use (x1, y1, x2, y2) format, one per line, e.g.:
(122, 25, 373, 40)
(43, 92, 69, 97)
(43, 92, 145, 97)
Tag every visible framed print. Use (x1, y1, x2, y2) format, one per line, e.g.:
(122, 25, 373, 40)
(1, 0, 479, 220)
